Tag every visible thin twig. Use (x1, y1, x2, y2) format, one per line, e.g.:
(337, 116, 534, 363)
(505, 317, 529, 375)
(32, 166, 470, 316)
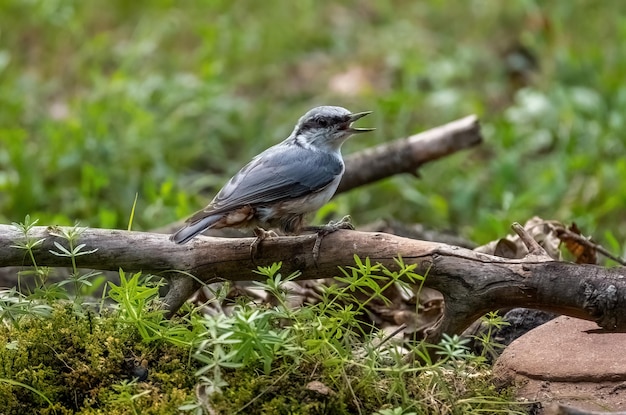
(555, 227, 626, 266)
(511, 222, 550, 258)
(374, 323, 408, 351)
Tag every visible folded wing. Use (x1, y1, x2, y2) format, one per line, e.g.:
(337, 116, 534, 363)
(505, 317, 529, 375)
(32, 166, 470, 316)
(185, 144, 344, 224)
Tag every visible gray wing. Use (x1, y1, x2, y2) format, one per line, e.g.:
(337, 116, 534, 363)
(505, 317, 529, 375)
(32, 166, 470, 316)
(187, 144, 343, 222)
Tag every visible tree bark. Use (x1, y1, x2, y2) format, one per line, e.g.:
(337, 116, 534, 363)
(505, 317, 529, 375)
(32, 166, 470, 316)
(2, 225, 624, 343)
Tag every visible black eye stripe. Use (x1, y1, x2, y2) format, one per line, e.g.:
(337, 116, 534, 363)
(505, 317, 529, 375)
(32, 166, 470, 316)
(317, 118, 330, 127)
(302, 115, 346, 130)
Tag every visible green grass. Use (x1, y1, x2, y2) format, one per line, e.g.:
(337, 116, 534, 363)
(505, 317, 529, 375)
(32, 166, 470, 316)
(1, 1, 625, 256)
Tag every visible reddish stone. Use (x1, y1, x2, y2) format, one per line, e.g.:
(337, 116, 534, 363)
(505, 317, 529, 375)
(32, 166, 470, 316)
(494, 316, 626, 412)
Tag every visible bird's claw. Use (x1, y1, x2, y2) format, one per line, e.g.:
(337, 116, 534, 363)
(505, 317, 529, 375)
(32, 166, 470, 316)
(250, 227, 278, 263)
(326, 215, 355, 231)
(312, 215, 355, 263)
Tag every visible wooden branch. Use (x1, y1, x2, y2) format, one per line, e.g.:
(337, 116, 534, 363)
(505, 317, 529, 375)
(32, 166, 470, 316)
(337, 115, 481, 193)
(511, 221, 553, 261)
(2, 225, 625, 344)
(554, 225, 626, 265)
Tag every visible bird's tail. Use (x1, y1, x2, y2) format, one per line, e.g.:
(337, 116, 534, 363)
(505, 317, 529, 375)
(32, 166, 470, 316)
(170, 215, 221, 244)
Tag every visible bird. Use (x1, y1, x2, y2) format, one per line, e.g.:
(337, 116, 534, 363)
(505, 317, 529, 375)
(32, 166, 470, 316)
(170, 105, 374, 256)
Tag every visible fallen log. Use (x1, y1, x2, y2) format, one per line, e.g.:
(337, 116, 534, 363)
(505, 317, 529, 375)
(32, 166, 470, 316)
(1, 224, 624, 344)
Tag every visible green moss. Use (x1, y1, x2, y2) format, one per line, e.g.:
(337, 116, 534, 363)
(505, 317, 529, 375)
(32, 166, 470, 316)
(0, 304, 198, 414)
(203, 360, 520, 415)
(209, 367, 351, 415)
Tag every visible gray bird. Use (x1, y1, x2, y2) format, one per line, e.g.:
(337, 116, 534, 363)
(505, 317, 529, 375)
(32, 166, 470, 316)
(170, 106, 374, 246)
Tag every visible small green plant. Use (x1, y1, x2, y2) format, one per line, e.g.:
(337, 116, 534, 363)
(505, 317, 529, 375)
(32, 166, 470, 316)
(108, 269, 199, 348)
(252, 262, 301, 319)
(48, 224, 102, 303)
(108, 380, 152, 415)
(192, 264, 304, 395)
(435, 333, 473, 361)
(10, 215, 51, 292)
(184, 258, 523, 414)
(473, 311, 511, 362)
(10, 217, 106, 308)
(0, 287, 53, 325)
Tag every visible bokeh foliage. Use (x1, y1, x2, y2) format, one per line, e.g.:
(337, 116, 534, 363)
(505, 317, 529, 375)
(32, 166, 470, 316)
(1, 0, 625, 250)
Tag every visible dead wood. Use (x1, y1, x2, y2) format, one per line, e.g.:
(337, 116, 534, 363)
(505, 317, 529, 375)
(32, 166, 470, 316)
(337, 114, 481, 193)
(1, 224, 625, 344)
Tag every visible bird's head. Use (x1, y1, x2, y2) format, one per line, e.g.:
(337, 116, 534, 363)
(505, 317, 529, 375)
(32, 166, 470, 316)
(292, 106, 374, 151)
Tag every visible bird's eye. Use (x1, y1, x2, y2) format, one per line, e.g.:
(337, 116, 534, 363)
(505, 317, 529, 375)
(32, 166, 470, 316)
(300, 116, 338, 132)
(317, 118, 329, 128)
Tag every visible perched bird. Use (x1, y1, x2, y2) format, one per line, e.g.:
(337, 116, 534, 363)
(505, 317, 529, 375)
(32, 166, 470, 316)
(170, 106, 374, 252)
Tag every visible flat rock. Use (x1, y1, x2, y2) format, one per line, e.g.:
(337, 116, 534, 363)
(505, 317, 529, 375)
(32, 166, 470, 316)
(494, 316, 626, 412)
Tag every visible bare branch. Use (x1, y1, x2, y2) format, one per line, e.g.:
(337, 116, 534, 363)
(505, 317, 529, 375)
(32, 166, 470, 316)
(554, 225, 626, 266)
(2, 225, 625, 343)
(511, 221, 552, 260)
(338, 115, 481, 193)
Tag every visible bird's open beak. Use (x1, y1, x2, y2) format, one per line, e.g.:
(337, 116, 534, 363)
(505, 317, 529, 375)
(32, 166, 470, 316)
(348, 111, 375, 133)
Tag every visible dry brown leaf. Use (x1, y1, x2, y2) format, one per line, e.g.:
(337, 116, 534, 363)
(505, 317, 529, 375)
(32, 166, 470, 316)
(557, 223, 598, 264)
(475, 216, 562, 260)
(305, 381, 335, 396)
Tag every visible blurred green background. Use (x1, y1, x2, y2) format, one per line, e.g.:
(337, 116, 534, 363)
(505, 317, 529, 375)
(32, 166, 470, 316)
(1, 0, 625, 255)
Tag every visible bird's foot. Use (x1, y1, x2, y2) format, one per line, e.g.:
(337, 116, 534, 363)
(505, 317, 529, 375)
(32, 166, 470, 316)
(306, 215, 355, 263)
(326, 215, 355, 232)
(250, 227, 279, 263)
